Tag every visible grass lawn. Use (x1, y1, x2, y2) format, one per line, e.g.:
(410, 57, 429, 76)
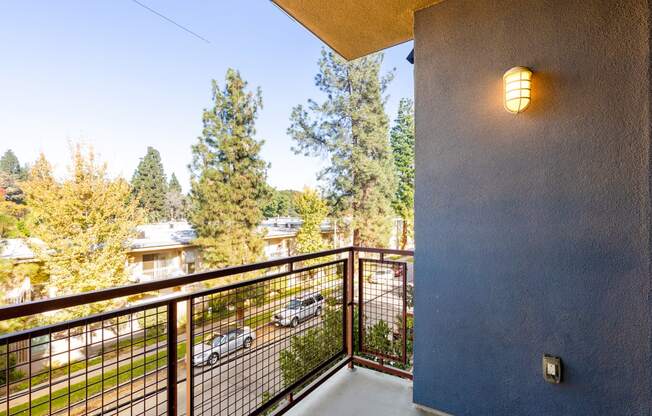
(244, 310, 274, 329)
(1, 342, 187, 416)
(9, 332, 166, 395)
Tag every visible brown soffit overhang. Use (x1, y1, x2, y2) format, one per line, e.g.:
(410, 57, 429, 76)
(271, 0, 443, 60)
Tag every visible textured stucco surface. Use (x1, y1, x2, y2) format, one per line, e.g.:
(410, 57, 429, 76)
(271, 0, 442, 60)
(413, 0, 651, 414)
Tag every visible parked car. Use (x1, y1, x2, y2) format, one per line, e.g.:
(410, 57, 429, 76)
(272, 292, 324, 327)
(393, 264, 403, 277)
(368, 269, 396, 284)
(193, 327, 256, 366)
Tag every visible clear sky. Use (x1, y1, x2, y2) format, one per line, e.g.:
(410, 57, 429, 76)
(0, 1, 414, 192)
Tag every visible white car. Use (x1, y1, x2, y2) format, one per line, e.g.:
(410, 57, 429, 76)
(193, 327, 256, 366)
(369, 269, 396, 284)
(272, 292, 324, 327)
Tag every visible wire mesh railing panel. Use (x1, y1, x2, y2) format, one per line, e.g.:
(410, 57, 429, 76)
(189, 259, 346, 416)
(0, 302, 174, 416)
(358, 258, 408, 365)
(0, 247, 414, 416)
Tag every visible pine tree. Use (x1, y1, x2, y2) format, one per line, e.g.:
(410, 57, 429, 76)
(166, 173, 187, 221)
(0, 150, 25, 179)
(189, 69, 269, 269)
(131, 147, 168, 223)
(289, 48, 396, 247)
(169, 173, 182, 193)
(263, 188, 299, 218)
(390, 98, 415, 249)
(23, 146, 142, 318)
(0, 150, 26, 204)
(294, 188, 329, 254)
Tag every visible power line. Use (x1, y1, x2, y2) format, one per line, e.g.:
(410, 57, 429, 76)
(130, 0, 210, 44)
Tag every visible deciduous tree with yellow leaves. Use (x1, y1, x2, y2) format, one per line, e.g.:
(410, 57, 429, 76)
(294, 188, 329, 255)
(23, 146, 142, 318)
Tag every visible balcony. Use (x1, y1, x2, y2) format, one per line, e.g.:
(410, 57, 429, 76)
(284, 366, 426, 416)
(0, 247, 414, 416)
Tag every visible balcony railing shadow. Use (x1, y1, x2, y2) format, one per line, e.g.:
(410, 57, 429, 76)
(0, 247, 413, 416)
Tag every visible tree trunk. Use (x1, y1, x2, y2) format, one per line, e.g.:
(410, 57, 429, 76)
(236, 304, 245, 327)
(400, 219, 408, 250)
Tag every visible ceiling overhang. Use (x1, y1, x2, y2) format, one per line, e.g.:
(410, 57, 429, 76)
(271, 0, 443, 60)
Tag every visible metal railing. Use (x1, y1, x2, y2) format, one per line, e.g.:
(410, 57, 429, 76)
(0, 247, 413, 416)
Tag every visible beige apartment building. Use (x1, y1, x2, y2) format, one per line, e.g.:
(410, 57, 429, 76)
(0, 218, 337, 299)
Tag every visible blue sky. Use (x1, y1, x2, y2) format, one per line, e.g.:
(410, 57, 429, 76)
(0, 1, 414, 191)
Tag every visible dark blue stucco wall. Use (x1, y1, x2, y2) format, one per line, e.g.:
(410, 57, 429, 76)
(412, 0, 651, 415)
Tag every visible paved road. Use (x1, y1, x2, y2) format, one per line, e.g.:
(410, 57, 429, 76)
(5, 264, 409, 416)
(114, 315, 334, 416)
(112, 292, 403, 416)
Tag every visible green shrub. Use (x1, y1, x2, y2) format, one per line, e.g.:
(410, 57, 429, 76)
(0, 346, 24, 386)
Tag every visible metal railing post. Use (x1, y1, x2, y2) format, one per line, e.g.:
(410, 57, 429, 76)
(167, 301, 178, 416)
(346, 248, 355, 367)
(185, 299, 194, 416)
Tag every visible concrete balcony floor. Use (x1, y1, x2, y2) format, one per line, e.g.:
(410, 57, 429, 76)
(286, 366, 431, 416)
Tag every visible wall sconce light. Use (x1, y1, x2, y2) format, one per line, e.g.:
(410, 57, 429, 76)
(503, 66, 532, 114)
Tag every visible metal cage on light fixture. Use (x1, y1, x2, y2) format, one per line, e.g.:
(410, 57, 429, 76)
(503, 66, 532, 114)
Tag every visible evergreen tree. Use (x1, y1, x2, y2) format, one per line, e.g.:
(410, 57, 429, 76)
(23, 146, 142, 318)
(0, 150, 25, 179)
(0, 150, 26, 204)
(294, 188, 329, 254)
(289, 48, 396, 247)
(131, 147, 168, 223)
(189, 69, 269, 269)
(390, 98, 415, 249)
(166, 173, 187, 221)
(263, 188, 299, 218)
(169, 173, 182, 193)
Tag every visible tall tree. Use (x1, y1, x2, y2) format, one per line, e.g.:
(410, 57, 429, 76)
(189, 69, 269, 269)
(131, 147, 168, 223)
(166, 173, 187, 221)
(263, 188, 299, 218)
(168, 172, 182, 193)
(0, 150, 25, 179)
(289, 49, 396, 247)
(390, 98, 415, 249)
(294, 188, 329, 254)
(23, 146, 142, 318)
(0, 150, 26, 204)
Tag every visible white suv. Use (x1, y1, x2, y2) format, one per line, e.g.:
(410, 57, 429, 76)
(369, 269, 396, 284)
(272, 292, 324, 327)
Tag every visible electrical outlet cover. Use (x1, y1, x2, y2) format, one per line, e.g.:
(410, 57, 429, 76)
(542, 354, 562, 384)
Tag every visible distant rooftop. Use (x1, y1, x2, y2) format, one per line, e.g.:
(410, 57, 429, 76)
(259, 217, 333, 239)
(0, 238, 41, 261)
(131, 221, 196, 250)
(132, 218, 334, 250)
(1, 219, 334, 259)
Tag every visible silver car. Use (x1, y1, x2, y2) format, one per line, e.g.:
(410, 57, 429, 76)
(272, 292, 324, 327)
(193, 327, 256, 366)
